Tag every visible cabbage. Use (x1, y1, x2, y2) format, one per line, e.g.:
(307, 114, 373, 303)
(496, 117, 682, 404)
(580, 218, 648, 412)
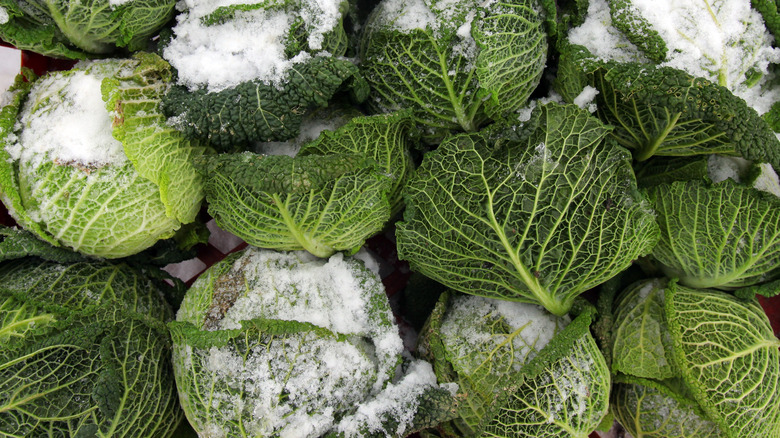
(0, 53, 209, 258)
(608, 279, 780, 437)
(416, 291, 611, 437)
(169, 247, 457, 437)
(0, 236, 182, 436)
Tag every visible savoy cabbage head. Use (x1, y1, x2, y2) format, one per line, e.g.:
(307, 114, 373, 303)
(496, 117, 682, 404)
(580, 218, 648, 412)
(417, 291, 611, 437)
(0, 239, 182, 436)
(0, 0, 176, 58)
(169, 247, 457, 437)
(359, 0, 548, 142)
(607, 278, 780, 437)
(396, 102, 659, 316)
(198, 111, 415, 258)
(161, 0, 369, 150)
(0, 53, 209, 258)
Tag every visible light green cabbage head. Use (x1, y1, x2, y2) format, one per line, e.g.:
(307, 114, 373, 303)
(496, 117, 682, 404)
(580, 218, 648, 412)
(169, 247, 457, 437)
(0, 53, 209, 258)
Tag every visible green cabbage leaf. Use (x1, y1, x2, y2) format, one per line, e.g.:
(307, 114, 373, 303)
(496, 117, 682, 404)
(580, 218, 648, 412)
(198, 152, 392, 258)
(0, 252, 180, 436)
(396, 102, 659, 316)
(648, 179, 780, 289)
(162, 57, 369, 151)
(297, 111, 416, 215)
(555, 46, 780, 166)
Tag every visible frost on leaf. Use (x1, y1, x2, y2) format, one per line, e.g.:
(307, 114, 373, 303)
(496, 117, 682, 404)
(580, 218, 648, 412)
(417, 291, 610, 437)
(170, 247, 452, 437)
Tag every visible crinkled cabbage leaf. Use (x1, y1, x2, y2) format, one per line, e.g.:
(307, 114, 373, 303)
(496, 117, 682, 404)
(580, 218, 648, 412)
(198, 152, 392, 258)
(566, 0, 780, 116)
(611, 375, 724, 438)
(648, 179, 780, 289)
(162, 57, 369, 151)
(396, 102, 659, 316)
(297, 111, 416, 215)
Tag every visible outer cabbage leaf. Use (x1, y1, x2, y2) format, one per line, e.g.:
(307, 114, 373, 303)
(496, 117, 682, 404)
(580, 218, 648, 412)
(297, 111, 416, 215)
(0, 73, 59, 248)
(417, 291, 610, 437)
(0, 0, 175, 58)
(104, 52, 211, 224)
(396, 103, 659, 316)
(590, 60, 780, 164)
(648, 179, 780, 289)
(666, 285, 780, 437)
(359, 0, 546, 143)
(17, 158, 181, 258)
(0, 225, 84, 265)
(611, 278, 679, 380)
(0, 0, 87, 59)
(611, 375, 724, 438)
(198, 152, 391, 258)
(0, 258, 173, 322)
(162, 57, 369, 151)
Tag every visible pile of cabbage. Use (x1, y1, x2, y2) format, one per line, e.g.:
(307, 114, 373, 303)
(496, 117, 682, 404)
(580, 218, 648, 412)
(0, 0, 779, 436)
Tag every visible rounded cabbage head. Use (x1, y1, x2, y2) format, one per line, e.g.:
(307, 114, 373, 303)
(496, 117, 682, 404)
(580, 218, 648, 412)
(416, 291, 611, 437)
(0, 53, 209, 258)
(609, 279, 780, 437)
(169, 247, 452, 437)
